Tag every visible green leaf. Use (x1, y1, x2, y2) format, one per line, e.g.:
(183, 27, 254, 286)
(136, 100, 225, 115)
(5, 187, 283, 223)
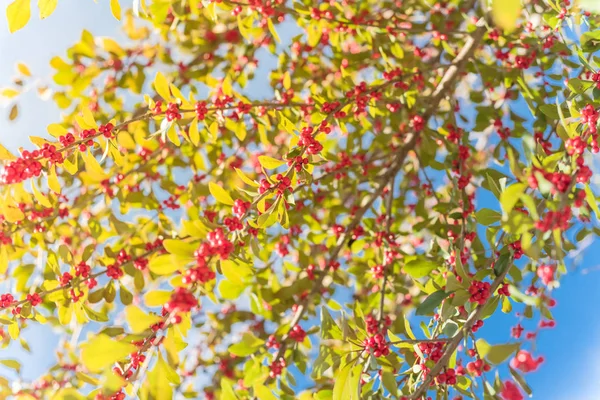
(220, 260, 252, 284)
(6, 0, 31, 33)
(148, 353, 179, 399)
(221, 379, 238, 400)
(539, 104, 559, 119)
(125, 305, 163, 333)
(415, 290, 450, 316)
(229, 332, 265, 356)
(475, 208, 501, 226)
(253, 384, 277, 400)
(332, 363, 352, 400)
(320, 307, 343, 340)
(476, 339, 519, 364)
(258, 155, 285, 169)
(404, 258, 439, 279)
(218, 279, 245, 300)
(585, 184, 600, 218)
(81, 335, 137, 373)
(493, 253, 511, 276)
(209, 182, 235, 205)
(500, 183, 526, 214)
(491, 0, 521, 32)
(581, 30, 600, 52)
(83, 305, 109, 322)
(381, 371, 398, 397)
(509, 366, 533, 396)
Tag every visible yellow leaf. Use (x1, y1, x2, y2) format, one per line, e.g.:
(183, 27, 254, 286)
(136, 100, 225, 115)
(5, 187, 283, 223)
(163, 239, 196, 257)
(48, 165, 61, 193)
(167, 124, 181, 146)
(222, 76, 233, 96)
(144, 290, 171, 307)
(209, 182, 234, 205)
(208, 121, 218, 140)
(38, 0, 58, 19)
(258, 155, 285, 169)
(0, 143, 16, 161)
(148, 254, 180, 275)
(170, 84, 188, 106)
(47, 123, 67, 138)
(254, 384, 278, 400)
(110, 0, 121, 20)
(80, 334, 137, 373)
(8, 322, 19, 339)
(235, 168, 259, 187)
(9, 104, 18, 121)
(16, 62, 31, 77)
(283, 71, 291, 90)
(31, 181, 52, 208)
(234, 123, 247, 141)
(82, 152, 108, 182)
(267, 18, 280, 43)
(2, 202, 24, 223)
(0, 88, 19, 98)
(125, 306, 162, 333)
(29, 136, 51, 148)
(6, 0, 31, 33)
(82, 107, 98, 129)
(154, 71, 171, 101)
(492, 0, 522, 32)
(63, 156, 78, 175)
(189, 118, 200, 146)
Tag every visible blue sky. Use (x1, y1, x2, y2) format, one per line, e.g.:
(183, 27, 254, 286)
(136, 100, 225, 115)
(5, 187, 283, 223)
(1, 1, 600, 398)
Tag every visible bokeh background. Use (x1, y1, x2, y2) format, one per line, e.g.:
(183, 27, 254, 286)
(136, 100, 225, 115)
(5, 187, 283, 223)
(0, 1, 599, 398)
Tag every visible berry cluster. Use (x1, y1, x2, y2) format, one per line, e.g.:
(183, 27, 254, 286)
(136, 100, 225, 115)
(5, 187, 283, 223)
(466, 359, 491, 376)
(232, 199, 251, 217)
(165, 103, 182, 122)
(471, 319, 484, 333)
(534, 206, 571, 232)
(269, 357, 286, 378)
(536, 264, 554, 285)
(297, 126, 324, 155)
(195, 228, 234, 261)
(1, 150, 44, 184)
(288, 325, 306, 343)
(498, 283, 511, 296)
(164, 287, 198, 314)
(435, 368, 457, 385)
(501, 380, 524, 400)
(580, 104, 599, 134)
(417, 341, 445, 363)
(0, 294, 15, 308)
(468, 280, 491, 305)
(106, 264, 124, 280)
(362, 333, 390, 358)
(510, 350, 543, 373)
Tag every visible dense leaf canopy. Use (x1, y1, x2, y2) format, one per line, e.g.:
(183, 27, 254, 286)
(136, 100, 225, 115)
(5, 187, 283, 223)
(1, 0, 600, 399)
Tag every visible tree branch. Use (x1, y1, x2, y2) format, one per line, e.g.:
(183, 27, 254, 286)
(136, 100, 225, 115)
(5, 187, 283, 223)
(408, 263, 511, 399)
(268, 8, 488, 382)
